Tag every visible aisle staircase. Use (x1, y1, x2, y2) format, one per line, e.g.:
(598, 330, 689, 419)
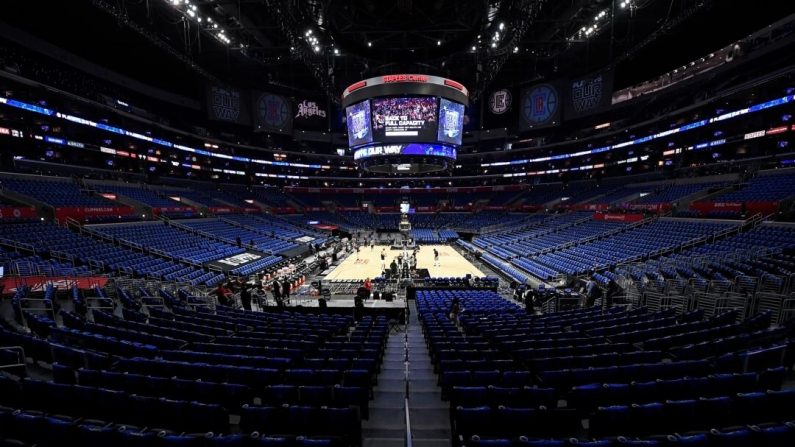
(361, 300, 450, 447)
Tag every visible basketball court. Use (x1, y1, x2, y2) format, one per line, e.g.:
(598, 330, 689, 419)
(322, 244, 484, 281)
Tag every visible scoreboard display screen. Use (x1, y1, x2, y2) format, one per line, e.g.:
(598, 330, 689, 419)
(345, 100, 373, 147)
(437, 98, 465, 146)
(346, 94, 465, 149)
(372, 96, 438, 141)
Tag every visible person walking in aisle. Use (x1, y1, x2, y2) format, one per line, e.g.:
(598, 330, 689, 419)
(240, 283, 252, 311)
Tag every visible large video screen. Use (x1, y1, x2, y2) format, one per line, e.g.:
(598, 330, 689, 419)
(346, 100, 373, 147)
(437, 98, 465, 145)
(372, 96, 438, 141)
(353, 143, 457, 160)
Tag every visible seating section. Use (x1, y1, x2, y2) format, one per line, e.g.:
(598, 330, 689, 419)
(92, 221, 247, 264)
(90, 182, 186, 209)
(178, 218, 298, 254)
(0, 221, 225, 285)
(417, 289, 794, 446)
(633, 181, 728, 204)
(1, 176, 114, 207)
(616, 224, 795, 316)
(0, 298, 389, 446)
(711, 172, 795, 203)
(469, 218, 738, 281)
(225, 213, 326, 243)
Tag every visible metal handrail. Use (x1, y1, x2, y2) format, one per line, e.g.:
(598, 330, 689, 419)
(0, 346, 26, 372)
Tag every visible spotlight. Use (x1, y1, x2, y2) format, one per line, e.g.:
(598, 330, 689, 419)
(367, 42, 372, 47)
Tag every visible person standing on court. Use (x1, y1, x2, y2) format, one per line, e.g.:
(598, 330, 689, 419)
(282, 277, 291, 302)
(381, 249, 387, 271)
(272, 279, 282, 306)
(433, 248, 440, 267)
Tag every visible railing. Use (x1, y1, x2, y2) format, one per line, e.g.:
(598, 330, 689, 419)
(402, 311, 412, 447)
(0, 237, 38, 255)
(404, 397, 413, 447)
(0, 346, 26, 373)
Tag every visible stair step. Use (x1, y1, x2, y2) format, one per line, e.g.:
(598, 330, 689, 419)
(408, 408, 450, 429)
(363, 438, 404, 447)
(411, 438, 452, 447)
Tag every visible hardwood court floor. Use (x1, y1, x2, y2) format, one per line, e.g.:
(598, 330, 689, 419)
(323, 244, 484, 281)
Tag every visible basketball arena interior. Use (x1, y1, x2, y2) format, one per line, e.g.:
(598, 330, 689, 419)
(3, 1, 795, 446)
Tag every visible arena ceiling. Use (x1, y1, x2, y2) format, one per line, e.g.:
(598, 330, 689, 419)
(3, 0, 795, 103)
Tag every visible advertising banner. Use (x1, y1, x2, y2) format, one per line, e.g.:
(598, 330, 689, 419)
(563, 69, 615, 120)
(0, 206, 36, 221)
(206, 85, 250, 125)
(593, 213, 645, 222)
(293, 97, 329, 131)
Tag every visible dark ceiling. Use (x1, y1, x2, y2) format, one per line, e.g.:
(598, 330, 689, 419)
(3, 0, 795, 104)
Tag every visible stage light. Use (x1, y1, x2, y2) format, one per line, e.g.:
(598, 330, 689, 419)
(437, 40, 441, 46)
(313, 45, 320, 52)
(334, 48, 339, 55)
(367, 42, 372, 47)
(491, 42, 497, 48)
(513, 46, 519, 53)
(471, 46, 476, 51)
(499, 22, 505, 30)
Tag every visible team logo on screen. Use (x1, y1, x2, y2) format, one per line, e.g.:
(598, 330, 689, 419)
(350, 110, 368, 139)
(257, 94, 290, 129)
(522, 84, 558, 125)
(571, 74, 603, 113)
(489, 89, 512, 115)
(442, 109, 461, 138)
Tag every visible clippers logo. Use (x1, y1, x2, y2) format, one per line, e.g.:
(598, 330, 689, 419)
(522, 84, 558, 125)
(489, 89, 512, 115)
(571, 75, 603, 113)
(257, 94, 290, 129)
(295, 100, 327, 119)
